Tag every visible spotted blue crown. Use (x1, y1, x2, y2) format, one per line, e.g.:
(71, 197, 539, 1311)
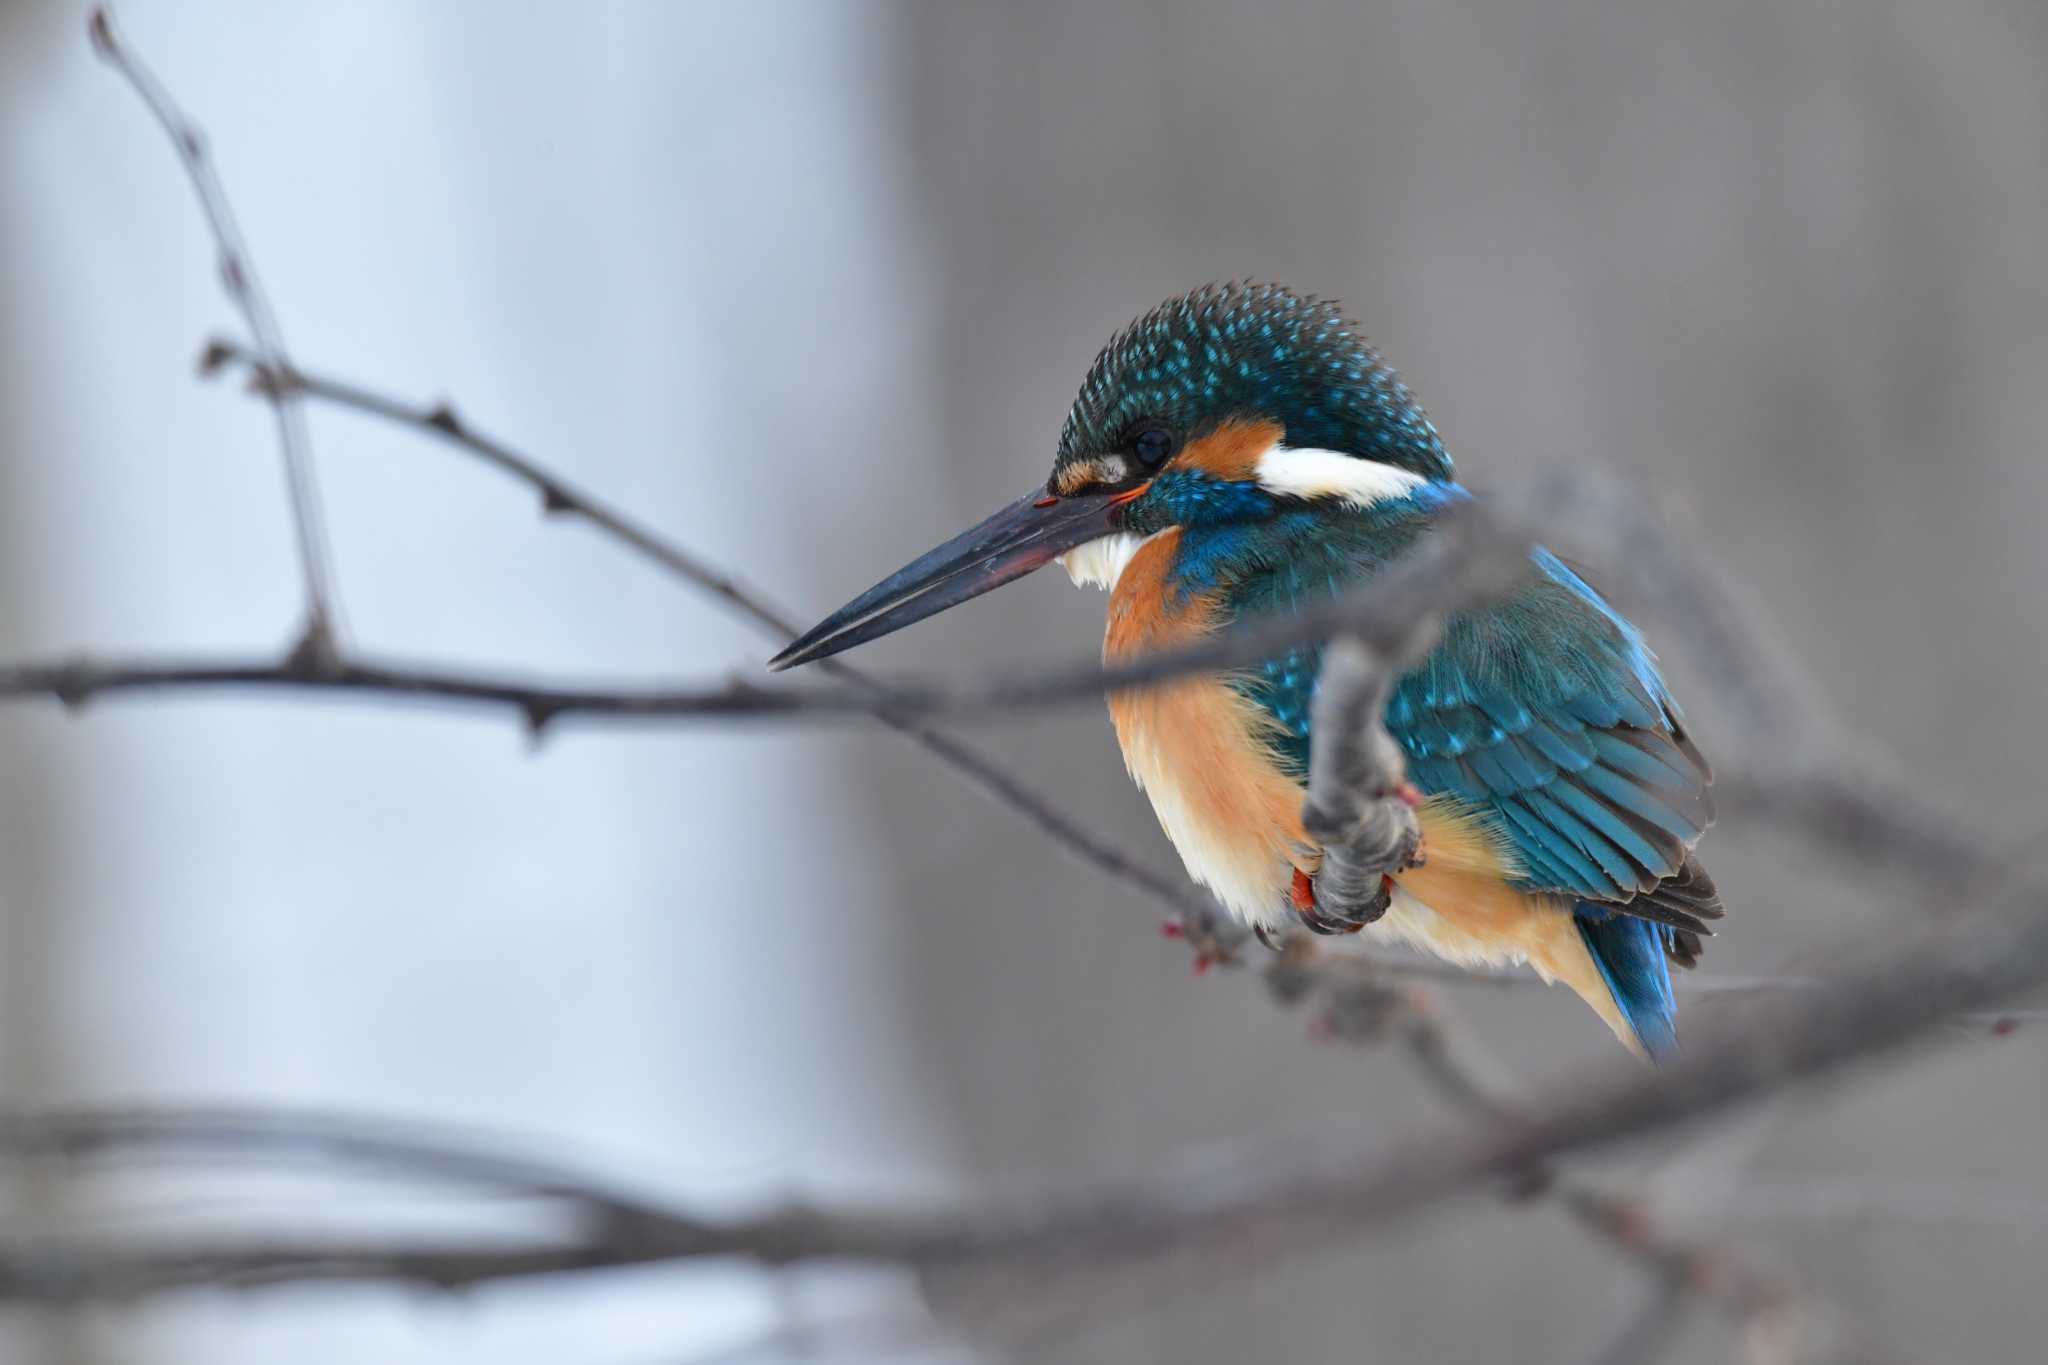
(1054, 281, 1454, 482)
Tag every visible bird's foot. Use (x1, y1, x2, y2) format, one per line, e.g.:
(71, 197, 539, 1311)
(1159, 913, 1236, 976)
(1289, 865, 1396, 935)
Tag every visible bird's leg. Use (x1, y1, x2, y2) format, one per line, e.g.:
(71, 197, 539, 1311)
(1295, 782, 1427, 933)
(1297, 632, 1430, 931)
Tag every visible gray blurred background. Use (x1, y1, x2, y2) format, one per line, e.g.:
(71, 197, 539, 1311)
(2, 2, 2046, 1362)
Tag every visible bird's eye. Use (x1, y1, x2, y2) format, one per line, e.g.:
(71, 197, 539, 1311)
(1132, 428, 1175, 468)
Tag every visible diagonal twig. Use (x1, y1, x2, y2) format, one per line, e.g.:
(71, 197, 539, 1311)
(194, 341, 1261, 954)
(89, 7, 341, 659)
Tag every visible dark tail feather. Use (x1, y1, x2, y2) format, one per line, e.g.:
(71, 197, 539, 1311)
(1577, 906, 1678, 1060)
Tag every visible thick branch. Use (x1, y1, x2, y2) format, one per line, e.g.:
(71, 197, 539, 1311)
(1299, 635, 1428, 925)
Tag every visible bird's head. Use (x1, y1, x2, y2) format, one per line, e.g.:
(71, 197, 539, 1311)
(768, 282, 1451, 670)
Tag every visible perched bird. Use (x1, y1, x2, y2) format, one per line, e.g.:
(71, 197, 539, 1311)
(770, 283, 1720, 1058)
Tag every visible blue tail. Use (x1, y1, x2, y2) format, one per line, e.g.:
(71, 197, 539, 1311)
(1575, 905, 1677, 1060)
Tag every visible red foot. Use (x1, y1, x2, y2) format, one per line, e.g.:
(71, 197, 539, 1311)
(1290, 867, 1317, 911)
(1161, 913, 1223, 975)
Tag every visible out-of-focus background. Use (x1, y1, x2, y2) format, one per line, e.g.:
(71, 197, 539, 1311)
(2, 2, 2045, 1362)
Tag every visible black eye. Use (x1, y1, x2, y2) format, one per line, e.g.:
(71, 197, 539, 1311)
(1132, 428, 1174, 467)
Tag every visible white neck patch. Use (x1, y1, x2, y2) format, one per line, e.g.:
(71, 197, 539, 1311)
(1056, 445, 1425, 593)
(1254, 444, 1426, 507)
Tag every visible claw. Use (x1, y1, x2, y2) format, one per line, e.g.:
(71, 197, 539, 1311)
(1290, 866, 1374, 935)
(1292, 865, 1404, 933)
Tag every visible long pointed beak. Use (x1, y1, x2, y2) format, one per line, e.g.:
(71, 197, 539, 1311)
(768, 486, 1120, 671)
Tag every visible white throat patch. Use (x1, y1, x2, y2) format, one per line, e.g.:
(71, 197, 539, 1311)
(1254, 444, 1426, 507)
(1057, 532, 1154, 591)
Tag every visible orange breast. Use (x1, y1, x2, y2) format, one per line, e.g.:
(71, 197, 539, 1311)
(1104, 531, 1314, 924)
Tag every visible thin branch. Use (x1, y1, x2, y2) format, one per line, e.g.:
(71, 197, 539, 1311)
(190, 346, 1515, 727)
(0, 495, 1541, 732)
(194, 342, 1273, 957)
(89, 8, 340, 656)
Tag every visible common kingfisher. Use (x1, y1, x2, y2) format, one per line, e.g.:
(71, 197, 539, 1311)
(771, 283, 1721, 1058)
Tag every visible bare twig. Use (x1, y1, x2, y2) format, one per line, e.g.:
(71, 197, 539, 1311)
(89, 8, 340, 658)
(0, 493, 1541, 730)
(194, 342, 1280, 954)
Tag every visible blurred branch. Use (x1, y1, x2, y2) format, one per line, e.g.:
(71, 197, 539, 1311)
(1587, 1282, 1692, 1365)
(89, 7, 339, 657)
(1, 872, 2036, 1326)
(1262, 955, 1812, 1355)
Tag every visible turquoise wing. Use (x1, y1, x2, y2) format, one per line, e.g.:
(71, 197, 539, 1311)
(1240, 547, 1722, 956)
(1391, 552, 1719, 924)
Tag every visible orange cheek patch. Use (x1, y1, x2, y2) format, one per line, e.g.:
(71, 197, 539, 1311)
(1054, 459, 1119, 497)
(1176, 417, 1284, 481)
